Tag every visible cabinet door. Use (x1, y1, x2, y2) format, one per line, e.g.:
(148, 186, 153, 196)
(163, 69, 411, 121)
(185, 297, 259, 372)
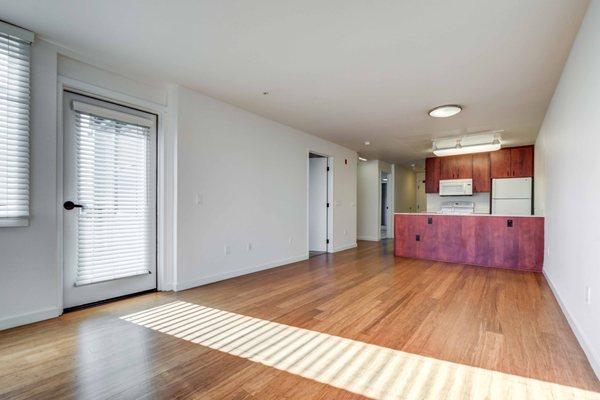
(510, 146, 533, 177)
(472, 153, 490, 192)
(394, 215, 419, 258)
(425, 157, 440, 193)
(440, 157, 456, 179)
(455, 155, 473, 179)
(490, 149, 511, 178)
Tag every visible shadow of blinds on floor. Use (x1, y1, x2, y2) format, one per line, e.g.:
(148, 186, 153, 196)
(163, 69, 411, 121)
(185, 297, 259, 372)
(121, 301, 600, 400)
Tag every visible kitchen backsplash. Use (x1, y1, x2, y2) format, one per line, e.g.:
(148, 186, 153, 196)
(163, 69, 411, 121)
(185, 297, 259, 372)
(426, 193, 491, 214)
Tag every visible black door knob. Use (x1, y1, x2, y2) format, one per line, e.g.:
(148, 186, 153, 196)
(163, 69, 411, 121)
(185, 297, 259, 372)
(63, 201, 83, 210)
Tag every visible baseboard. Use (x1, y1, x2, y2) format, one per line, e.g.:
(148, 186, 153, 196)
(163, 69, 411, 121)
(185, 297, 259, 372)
(0, 307, 62, 331)
(357, 236, 380, 241)
(174, 254, 308, 291)
(544, 270, 600, 379)
(331, 242, 357, 252)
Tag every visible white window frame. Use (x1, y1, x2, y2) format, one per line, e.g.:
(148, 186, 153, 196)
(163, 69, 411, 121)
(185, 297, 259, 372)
(0, 21, 34, 227)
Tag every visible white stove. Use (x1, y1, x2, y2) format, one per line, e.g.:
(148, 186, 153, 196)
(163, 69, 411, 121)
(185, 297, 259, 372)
(439, 201, 475, 215)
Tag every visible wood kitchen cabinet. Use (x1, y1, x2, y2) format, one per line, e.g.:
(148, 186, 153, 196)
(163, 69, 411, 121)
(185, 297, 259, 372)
(510, 146, 534, 177)
(490, 148, 511, 178)
(490, 146, 534, 178)
(472, 153, 491, 192)
(424, 145, 533, 193)
(440, 156, 454, 180)
(394, 214, 544, 271)
(440, 155, 472, 180)
(425, 157, 440, 193)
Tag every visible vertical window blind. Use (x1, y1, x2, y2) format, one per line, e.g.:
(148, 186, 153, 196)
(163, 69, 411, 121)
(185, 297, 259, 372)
(73, 102, 153, 286)
(0, 22, 33, 227)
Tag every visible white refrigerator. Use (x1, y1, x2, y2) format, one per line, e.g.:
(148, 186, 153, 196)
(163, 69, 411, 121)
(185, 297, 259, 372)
(492, 177, 532, 215)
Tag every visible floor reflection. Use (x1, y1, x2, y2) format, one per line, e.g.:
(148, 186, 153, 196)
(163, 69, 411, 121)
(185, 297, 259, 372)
(121, 301, 600, 400)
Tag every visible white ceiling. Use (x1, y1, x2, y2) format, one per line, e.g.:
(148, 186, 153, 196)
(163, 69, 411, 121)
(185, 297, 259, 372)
(0, 0, 589, 164)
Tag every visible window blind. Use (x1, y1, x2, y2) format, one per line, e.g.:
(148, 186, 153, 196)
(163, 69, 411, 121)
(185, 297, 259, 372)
(74, 107, 153, 286)
(0, 27, 31, 227)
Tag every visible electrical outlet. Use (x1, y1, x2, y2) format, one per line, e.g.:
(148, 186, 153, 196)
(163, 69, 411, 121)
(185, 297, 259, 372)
(586, 286, 591, 305)
(344, 229, 347, 235)
(224, 245, 231, 255)
(247, 242, 252, 251)
(195, 193, 203, 206)
(288, 236, 293, 246)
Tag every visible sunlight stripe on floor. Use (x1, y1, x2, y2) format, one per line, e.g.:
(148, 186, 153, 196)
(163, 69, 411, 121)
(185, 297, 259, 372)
(121, 301, 600, 400)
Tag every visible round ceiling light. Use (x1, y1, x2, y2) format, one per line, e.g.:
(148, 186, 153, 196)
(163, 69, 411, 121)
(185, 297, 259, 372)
(428, 104, 462, 118)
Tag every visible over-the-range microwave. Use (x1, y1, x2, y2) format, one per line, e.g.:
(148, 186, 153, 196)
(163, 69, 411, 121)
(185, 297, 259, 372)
(439, 179, 473, 196)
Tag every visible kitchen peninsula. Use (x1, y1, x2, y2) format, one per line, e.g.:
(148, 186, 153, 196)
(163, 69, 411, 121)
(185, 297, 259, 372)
(394, 213, 544, 271)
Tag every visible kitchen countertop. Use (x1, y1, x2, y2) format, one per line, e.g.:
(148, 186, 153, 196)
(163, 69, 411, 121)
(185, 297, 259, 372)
(394, 212, 543, 218)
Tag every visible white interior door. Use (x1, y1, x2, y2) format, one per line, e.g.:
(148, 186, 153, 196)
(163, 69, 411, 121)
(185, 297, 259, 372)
(63, 92, 157, 308)
(309, 157, 328, 252)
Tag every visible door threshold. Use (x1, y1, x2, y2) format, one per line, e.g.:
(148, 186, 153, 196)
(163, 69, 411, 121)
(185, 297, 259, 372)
(63, 288, 158, 313)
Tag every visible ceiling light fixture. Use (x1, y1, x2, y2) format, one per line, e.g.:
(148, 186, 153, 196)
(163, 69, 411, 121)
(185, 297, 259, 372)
(364, 141, 370, 146)
(358, 157, 368, 162)
(432, 131, 502, 157)
(429, 104, 462, 118)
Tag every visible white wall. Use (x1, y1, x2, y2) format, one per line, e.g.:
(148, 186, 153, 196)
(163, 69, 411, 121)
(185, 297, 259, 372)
(0, 40, 61, 329)
(394, 165, 416, 213)
(175, 86, 357, 290)
(534, 0, 599, 378)
(534, 132, 546, 216)
(415, 172, 426, 213)
(426, 193, 491, 214)
(357, 160, 380, 241)
(357, 160, 396, 241)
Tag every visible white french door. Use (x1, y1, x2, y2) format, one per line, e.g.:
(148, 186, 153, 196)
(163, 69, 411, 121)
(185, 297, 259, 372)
(63, 92, 157, 308)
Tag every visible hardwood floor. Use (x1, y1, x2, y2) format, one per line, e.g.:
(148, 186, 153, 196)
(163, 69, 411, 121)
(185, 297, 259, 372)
(1, 240, 598, 399)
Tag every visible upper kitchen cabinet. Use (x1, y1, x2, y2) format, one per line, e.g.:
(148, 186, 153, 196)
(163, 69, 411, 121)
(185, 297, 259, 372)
(490, 146, 534, 178)
(440, 155, 472, 180)
(472, 153, 491, 192)
(425, 145, 533, 193)
(425, 157, 440, 193)
(490, 149, 511, 178)
(510, 146, 534, 177)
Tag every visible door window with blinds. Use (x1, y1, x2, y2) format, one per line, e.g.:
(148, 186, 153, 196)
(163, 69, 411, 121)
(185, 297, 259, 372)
(63, 92, 157, 308)
(0, 22, 34, 227)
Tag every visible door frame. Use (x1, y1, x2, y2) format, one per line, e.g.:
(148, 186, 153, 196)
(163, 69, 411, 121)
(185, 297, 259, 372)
(306, 150, 333, 254)
(56, 76, 172, 313)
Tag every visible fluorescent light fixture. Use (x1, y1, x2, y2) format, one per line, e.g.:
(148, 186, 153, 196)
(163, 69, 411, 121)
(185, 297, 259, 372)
(429, 105, 462, 118)
(358, 157, 368, 162)
(433, 141, 501, 156)
(432, 131, 502, 156)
